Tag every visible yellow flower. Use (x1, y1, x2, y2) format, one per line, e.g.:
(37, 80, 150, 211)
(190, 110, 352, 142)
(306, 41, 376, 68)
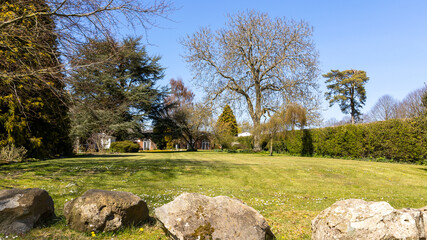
(91, 231, 96, 237)
(139, 227, 144, 232)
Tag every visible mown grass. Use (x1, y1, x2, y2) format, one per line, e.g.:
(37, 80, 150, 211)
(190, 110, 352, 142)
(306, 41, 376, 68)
(1, 151, 426, 239)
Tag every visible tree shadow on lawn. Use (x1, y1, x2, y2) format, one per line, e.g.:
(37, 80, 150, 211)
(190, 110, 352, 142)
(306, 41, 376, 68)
(72, 154, 141, 158)
(418, 167, 427, 172)
(0, 156, 246, 182)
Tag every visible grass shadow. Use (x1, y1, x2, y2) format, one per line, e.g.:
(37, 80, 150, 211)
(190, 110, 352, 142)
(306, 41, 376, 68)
(73, 154, 141, 158)
(35, 214, 65, 230)
(0, 153, 245, 183)
(418, 167, 427, 172)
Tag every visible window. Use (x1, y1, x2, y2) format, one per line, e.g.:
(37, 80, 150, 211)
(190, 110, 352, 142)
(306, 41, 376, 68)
(143, 139, 151, 150)
(201, 139, 210, 150)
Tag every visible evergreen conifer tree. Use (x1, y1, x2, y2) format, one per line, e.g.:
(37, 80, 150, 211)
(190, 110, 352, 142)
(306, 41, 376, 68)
(69, 37, 164, 150)
(323, 69, 369, 124)
(217, 105, 238, 136)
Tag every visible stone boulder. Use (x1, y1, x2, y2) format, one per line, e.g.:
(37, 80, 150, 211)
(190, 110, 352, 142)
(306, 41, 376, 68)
(312, 199, 427, 240)
(64, 189, 148, 232)
(154, 192, 275, 240)
(0, 188, 55, 235)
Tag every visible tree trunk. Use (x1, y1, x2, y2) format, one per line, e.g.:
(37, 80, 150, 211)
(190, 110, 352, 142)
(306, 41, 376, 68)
(252, 121, 262, 152)
(269, 138, 273, 156)
(253, 135, 262, 152)
(350, 84, 355, 124)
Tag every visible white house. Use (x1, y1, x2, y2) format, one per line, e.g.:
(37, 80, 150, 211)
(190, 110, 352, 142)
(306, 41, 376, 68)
(237, 132, 251, 137)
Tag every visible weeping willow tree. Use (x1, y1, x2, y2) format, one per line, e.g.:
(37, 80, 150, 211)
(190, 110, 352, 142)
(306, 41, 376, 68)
(262, 103, 307, 156)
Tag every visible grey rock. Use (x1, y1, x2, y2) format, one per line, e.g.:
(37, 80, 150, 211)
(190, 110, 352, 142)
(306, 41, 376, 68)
(311, 199, 427, 240)
(0, 188, 55, 235)
(64, 189, 148, 232)
(154, 192, 275, 240)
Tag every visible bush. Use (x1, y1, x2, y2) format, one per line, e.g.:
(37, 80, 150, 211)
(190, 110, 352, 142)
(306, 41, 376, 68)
(224, 149, 237, 153)
(110, 141, 139, 153)
(0, 144, 27, 163)
(236, 149, 255, 153)
(280, 117, 427, 163)
(237, 136, 253, 149)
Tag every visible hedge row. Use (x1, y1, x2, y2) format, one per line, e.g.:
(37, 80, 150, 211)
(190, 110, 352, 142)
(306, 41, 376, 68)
(280, 117, 427, 164)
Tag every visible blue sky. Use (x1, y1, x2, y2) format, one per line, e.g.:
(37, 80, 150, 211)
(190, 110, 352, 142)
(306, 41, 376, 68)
(129, 0, 427, 123)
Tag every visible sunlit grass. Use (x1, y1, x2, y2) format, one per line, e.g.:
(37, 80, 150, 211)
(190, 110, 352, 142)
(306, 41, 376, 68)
(1, 152, 426, 239)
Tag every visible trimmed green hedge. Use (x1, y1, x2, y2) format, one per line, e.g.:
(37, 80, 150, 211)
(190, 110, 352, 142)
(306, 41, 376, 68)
(110, 141, 140, 153)
(281, 117, 426, 164)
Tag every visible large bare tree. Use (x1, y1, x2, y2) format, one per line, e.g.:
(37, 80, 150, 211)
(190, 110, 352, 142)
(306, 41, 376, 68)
(397, 87, 427, 118)
(182, 10, 319, 151)
(368, 95, 398, 121)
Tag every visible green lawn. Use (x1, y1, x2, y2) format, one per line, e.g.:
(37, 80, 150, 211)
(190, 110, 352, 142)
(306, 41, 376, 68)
(1, 151, 426, 239)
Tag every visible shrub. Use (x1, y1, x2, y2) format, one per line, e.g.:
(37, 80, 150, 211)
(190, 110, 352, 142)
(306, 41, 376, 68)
(110, 141, 139, 153)
(237, 136, 253, 149)
(223, 149, 237, 153)
(236, 149, 255, 153)
(0, 144, 27, 163)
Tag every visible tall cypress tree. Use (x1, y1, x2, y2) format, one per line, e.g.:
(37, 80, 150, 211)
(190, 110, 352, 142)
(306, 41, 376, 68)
(217, 105, 238, 136)
(0, 0, 71, 157)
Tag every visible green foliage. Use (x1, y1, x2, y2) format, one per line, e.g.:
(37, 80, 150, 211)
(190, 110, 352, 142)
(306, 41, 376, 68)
(281, 117, 427, 163)
(213, 105, 238, 149)
(324, 69, 369, 124)
(236, 149, 255, 153)
(217, 105, 238, 136)
(236, 136, 253, 149)
(151, 127, 175, 150)
(0, 144, 27, 163)
(223, 149, 237, 153)
(69, 37, 164, 149)
(110, 141, 140, 153)
(0, 0, 72, 158)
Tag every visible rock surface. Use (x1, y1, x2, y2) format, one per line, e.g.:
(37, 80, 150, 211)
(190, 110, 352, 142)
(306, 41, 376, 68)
(312, 199, 427, 240)
(155, 192, 275, 240)
(0, 188, 55, 235)
(64, 189, 148, 232)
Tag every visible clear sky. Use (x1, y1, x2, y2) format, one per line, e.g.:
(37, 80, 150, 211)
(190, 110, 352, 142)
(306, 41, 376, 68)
(129, 0, 427, 123)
